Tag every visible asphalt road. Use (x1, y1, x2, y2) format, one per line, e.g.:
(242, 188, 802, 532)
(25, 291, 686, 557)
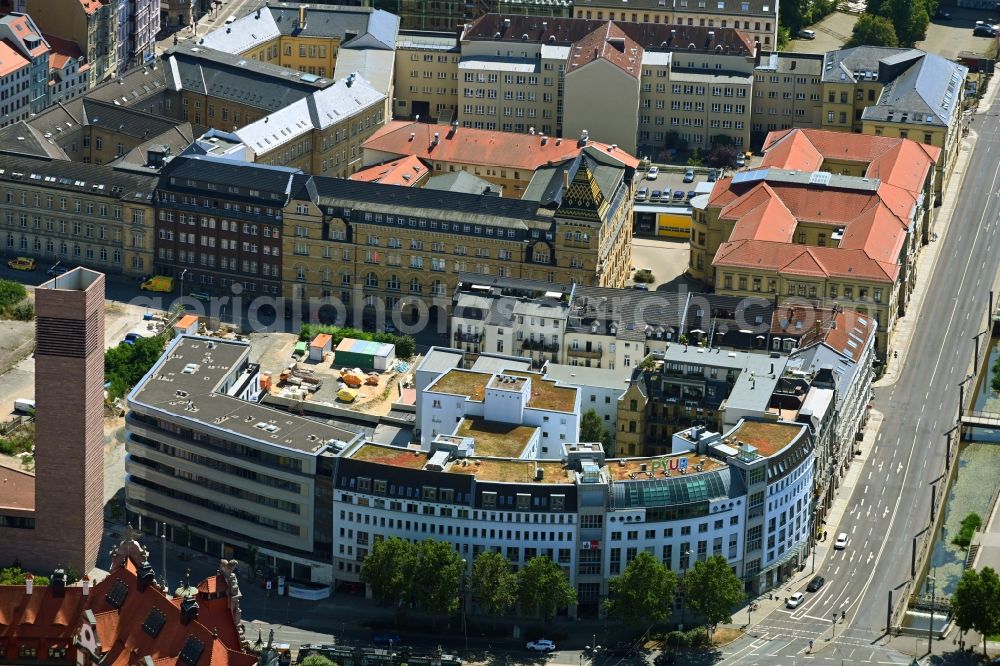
(717, 109, 1000, 665)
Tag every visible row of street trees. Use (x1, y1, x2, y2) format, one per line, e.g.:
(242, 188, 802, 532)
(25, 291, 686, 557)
(361, 540, 745, 636)
(605, 552, 745, 635)
(360, 539, 576, 622)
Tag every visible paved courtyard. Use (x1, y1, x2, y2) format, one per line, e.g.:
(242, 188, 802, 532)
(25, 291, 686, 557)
(785, 11, 858, 53)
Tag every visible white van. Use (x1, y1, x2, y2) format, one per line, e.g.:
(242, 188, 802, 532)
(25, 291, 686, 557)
(798, 29, 816, 39)
(225, 15, 236, 24)
(14, 398, 35, 413)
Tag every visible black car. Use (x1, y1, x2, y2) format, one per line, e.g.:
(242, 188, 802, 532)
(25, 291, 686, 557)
(934, 9, 951, 19)
(806, 575, 826, 592)
(975, 25, 997, 36)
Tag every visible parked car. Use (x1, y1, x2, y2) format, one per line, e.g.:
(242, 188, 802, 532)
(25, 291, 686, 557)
(934, 8, 951, 19)
(797, 29, 816, 39)
(646, 166, 660, 180)
(651, 189, 662, 201)
(834, 532, 849, 550)
(672, 190, 685, 200)
(190, 291, 211, 302)
(786, 592, 805, 608)
(46, 264, 68, 276)
(707, 169, 719, 182)
(631, 283, 649, 291)
(526, 640, 556, 652)
(635, 187, 648, 201)
(122, 332, 142, 346)
(7, 257, 35, 271)
(807, 575, 826, 592)
(687, 190, 697, 199)
(975, 24, 997, 36)
(735, 154, 746, 167)
(683, 168, 696, 183)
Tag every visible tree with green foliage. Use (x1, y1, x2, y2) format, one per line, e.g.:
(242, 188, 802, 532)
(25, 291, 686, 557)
(298, 656, 336, 666)
(952, 566, 1000, 657)
(846, 13, 899, 47)
(104, 335, 167, 401)
(953, 513, 983, 549)
(411, 539, 464, 616)
(360, 537, 417, 607)
(682, 555, 745, 634)
(470, 550, 518, 616)
(580, 409, 612, 448)
(517, 556, 577, 623)
(0, 567, 49, 585)
(0, 280, 26, 308)
(605, 551, 678, 626)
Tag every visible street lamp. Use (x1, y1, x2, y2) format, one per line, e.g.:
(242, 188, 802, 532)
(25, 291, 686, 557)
(680, 550, 692, 631)
(831, 612, 837, 640)
(460, 558, 468, 654)
(928, 571, 937, 656)
(179, 268, 188, 302)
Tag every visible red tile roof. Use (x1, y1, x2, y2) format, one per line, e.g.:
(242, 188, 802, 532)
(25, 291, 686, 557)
(0, 39, 28, 77)
(713, 239, 898, 282)
(44, 34, 83, 71)
(0, 463, 34, 511)
(79, 0, 102, 15)
(770, 305, 877, 361)
(363, 120, 639, 172)
(0, 560, 254, 666)
(708, 128, 938, 287)
(566, 22, 642, 78)
(349, 154, 427, 186)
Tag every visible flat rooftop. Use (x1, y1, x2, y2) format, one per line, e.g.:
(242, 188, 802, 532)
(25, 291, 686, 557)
(131, 336, 362, 455)
(489, 374, 528, 391)
(724, 420, 804, 457)
(445, 458, 572, 484)
(606, 454, 726, 482)
(506, 371, 578, 413)
(427, 369, 491, 401)
(456, 418, 537, 458)
(0, 463, 34, 511)
(351, 442, 428, 469)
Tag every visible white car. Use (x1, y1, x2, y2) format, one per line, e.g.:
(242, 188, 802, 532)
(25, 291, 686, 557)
(834, 532, 849, 550)
(646, 166, 660, 180)
(786, 592, 805, 609)
(526, 640, 556, 652)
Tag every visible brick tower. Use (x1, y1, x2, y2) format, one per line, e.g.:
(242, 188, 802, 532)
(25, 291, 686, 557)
(32, 268, 106, 572)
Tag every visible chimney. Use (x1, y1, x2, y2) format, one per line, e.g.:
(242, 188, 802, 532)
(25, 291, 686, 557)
(754, 40, 762, 66)
(529, 126, 535, 135)
(298, 5, 306, 28)
(563, 170, 569, 190)
(82, 576, 91, 596)
(25, 573, 33, 595)
(578, 129, 589, 146)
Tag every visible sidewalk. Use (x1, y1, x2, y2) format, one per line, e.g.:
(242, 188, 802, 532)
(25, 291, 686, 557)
(877, 139, 977, 388)
(724, 409, 886, 633)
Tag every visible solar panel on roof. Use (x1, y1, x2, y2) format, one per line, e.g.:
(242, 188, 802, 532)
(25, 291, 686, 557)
(808, 171, 832, 186)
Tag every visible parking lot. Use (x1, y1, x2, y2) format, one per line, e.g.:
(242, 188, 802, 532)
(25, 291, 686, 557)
(785, 11, 858, 54)
(634, 165, 722, 206)
(918, 4, 1000, 59)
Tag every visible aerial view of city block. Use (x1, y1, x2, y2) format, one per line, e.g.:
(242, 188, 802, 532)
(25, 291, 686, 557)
(0, 0, 998, 664)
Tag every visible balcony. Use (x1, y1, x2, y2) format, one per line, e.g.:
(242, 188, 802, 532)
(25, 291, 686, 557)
(520, 339, 560, 353)
(453, 331, 482, 344)
(567, 347, 602, 359)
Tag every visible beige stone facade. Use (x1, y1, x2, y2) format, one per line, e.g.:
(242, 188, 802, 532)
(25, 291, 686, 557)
(0, 153, 157, 278)
(751, 51, 824, 144)
(572, 0, 779, 50)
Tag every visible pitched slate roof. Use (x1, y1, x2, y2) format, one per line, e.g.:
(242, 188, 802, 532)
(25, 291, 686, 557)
(164, 44, 331, 112)
(821, 47, 968, 126)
